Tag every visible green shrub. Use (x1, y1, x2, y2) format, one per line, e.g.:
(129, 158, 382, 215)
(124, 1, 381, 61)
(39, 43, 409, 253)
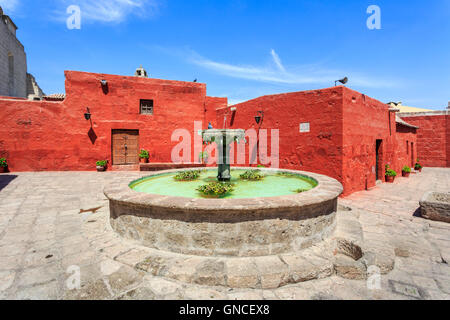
(402, 166, 411, 173)
(385, 169, 397, 177)
(197, 182, 234, 198)
(0, 158, 7, 168)
(239, 169, 264, 181)
(257, 164, 266, 168)
(96, 160, 107, 167)
(139, 149, 149, 159)
(415, 160, 423, 170)
(174, 170, 201, 181)
(385, 165, 397, 177)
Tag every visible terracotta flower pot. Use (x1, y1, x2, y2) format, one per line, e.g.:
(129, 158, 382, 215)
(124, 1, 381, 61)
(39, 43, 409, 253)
(385, 175, 395, 183)
(415, 168, 422, 172)
(402, 171, 410, 177)
(0, 167, 6, 173)
(140, 158, 149, 164)
(96, 166, 106, 172)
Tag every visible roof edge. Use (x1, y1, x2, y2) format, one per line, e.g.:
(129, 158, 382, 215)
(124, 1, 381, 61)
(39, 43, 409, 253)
(399, 110, 449, 117)
(396, 115, 419, 129)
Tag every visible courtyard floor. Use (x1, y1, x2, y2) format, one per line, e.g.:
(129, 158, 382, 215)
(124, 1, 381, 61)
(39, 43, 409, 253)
(0, 168, 449, 300)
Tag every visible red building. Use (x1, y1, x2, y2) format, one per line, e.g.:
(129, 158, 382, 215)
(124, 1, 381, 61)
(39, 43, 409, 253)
(0, 71, 226, 172)
(216, 86, 418, 196)
(0, 70, 422, 196)
(400, 110, 450, 168)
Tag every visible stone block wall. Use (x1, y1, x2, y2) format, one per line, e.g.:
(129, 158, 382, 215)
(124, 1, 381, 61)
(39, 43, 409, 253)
(0, 13, 27, 98)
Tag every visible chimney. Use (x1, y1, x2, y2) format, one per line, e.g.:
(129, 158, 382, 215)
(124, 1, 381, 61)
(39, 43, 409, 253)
(134, 65, 148, 78)
(447, 101, 450, 110)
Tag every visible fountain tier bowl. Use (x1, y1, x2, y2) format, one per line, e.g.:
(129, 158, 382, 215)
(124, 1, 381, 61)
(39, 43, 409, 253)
(104, 167, 343, 257)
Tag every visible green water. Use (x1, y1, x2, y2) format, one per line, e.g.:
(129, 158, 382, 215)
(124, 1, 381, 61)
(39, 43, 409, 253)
(130, 169, 317, 199)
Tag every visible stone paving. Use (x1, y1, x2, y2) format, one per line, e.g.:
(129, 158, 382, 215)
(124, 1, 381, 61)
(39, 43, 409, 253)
(0, 168, 449, 300)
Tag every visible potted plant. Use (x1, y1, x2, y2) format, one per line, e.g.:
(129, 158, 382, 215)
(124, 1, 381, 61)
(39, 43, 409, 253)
(0, 158, 7, 173)
(385, 165, 397, 183)
(402, 165, 411, 177)
(199, 151, 209, 164)
(96, 160, 107, 172)
(414, 160, 423, 172)
(139, 149, 150, 163)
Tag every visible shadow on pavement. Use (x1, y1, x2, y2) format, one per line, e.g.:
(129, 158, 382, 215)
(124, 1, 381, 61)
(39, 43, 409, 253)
(0, 174, 18, 192)
(413, 207, 422, 218)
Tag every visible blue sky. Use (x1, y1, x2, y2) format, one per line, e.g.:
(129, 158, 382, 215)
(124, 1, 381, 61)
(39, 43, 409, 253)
(2, 0, 449, 109)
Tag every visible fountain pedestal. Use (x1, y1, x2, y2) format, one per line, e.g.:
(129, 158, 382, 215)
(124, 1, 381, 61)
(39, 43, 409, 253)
(200, 129, 246, 182)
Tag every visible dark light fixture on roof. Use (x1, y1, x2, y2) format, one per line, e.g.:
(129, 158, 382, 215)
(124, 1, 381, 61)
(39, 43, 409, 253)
(255, 111, 264, 124)
(335, 77, 348, 86)
(84, 107, 91, 121)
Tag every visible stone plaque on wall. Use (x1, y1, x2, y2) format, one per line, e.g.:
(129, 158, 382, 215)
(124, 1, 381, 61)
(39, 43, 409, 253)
(300, 122, 310, 133)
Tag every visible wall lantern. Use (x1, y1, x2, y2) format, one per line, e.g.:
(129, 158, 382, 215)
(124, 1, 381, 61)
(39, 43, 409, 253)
(101, 80, 108, 86)
(84, 107, 91, 121)
(334, 77, 348, 86)
(255, 111, 264, 124)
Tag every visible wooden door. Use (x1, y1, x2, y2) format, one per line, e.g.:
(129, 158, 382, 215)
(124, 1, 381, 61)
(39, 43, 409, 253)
(112, 130, 139, 165)
(375, 140, 382, 180)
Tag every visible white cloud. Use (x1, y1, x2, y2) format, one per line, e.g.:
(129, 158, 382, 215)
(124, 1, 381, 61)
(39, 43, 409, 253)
(57, 0, 159, 23)
(0, 0, 19, 13)
(186, 49, 397, 88)
(270, 49, 285, 72)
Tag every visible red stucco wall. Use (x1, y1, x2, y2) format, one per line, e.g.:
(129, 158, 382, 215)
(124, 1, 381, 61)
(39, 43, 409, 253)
(0, 70, 420, 196)
(216, 87, 345, 186)
(341, 88, 417, 195)
(217, 87, 417, 196)
(400, 113, 449, 167)
(448, 114, 450, 167)
(205, 96, 227, 129)
(0, 71, 211, 171)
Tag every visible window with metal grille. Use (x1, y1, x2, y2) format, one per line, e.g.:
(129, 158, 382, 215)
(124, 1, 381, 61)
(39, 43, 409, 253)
(140, 99, 154, 115)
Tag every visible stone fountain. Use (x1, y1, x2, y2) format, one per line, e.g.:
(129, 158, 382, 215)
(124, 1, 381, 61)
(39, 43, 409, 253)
(199, 129, 246, 181)
(104, 127, 345, 290)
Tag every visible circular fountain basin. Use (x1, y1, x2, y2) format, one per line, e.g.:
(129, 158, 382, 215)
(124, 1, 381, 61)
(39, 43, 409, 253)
(104, 167, 343, 257)
(130, 169, 317, 199)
